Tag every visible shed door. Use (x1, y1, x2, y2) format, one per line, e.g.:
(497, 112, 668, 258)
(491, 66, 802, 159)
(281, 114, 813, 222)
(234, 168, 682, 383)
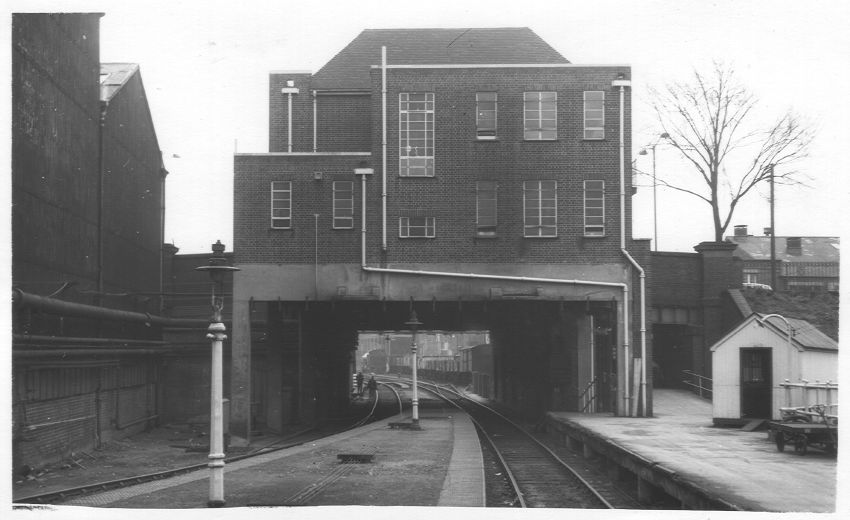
(740, 348, 772, 418)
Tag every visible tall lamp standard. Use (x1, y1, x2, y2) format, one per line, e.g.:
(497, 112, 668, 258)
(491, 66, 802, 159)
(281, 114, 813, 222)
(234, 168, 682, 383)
(384, 333, 391, 374)
(638, 132, 669, 251)
(405, 310, 423, 427)
(195, 240, 239, 508)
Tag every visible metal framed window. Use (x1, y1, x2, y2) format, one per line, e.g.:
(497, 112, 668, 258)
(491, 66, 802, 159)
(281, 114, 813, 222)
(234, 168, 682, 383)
(523, 180, 557, 237)
(476, 92, 497, 139)
(399, 93, 434, 176)
(583, 180, 605, 236)
(271, 181, 292, 229)
(476, 181, 497, 236)
(523, 92, 557, 140)
(332, 181, 354, 229)
(399, 216, 436, 238)
(584, 91, 605, 140)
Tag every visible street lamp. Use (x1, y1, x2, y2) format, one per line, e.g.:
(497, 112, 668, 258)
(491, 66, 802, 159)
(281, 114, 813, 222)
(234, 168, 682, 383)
(638, 132, 669, 251)
(384, 333, 391, 374)
(757, 313, 795, 382)
(405, 310, 423, 427)
(195, 240, 239, 508)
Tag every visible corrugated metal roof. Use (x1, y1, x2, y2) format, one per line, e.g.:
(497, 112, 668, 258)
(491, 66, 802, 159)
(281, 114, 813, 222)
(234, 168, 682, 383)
(728, 236, 840, 263)
(100, 63, 138, 102)
(756, 313, 838, 351)
(311, 27, 569, 90)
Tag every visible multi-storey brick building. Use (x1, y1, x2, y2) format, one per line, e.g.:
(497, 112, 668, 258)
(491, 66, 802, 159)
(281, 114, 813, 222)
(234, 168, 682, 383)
(232, 28, 649, 442)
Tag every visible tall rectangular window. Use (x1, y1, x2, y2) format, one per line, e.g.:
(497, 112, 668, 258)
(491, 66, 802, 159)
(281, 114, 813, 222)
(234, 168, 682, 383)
(584, 180, 605, 236)
(399, 217, 436, 238)
(332, 181, 354, 229)
(476, 181, 497, 236)
(271, 181, 292, 229)
(399, 93, 434, 176)
(523, 180, 557, 237)
(584, 91, 605, 139)
(523, 92, 557, 140)
(476, 92, 497, 139)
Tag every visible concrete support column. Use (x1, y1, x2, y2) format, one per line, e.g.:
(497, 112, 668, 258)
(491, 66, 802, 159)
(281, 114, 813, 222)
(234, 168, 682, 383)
(230, 298, 252, 445)
(606, 460, 623, 482)
(637, 476, 662, 505)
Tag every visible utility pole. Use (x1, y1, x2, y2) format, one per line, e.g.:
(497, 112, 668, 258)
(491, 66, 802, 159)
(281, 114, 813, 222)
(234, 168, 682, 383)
(769, 164, 777, 290)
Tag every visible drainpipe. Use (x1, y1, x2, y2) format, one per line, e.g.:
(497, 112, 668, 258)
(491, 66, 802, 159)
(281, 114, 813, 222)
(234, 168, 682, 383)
(381, 46, 388, 251)
(354, 170, 632, 415)
(613, 77, 647, 417)
(97, 102, 108, 306)
(312, 90, 317, 152)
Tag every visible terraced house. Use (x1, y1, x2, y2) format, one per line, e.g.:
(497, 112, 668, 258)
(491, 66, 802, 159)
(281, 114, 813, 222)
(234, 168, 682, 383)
(231, 28, 649, 443)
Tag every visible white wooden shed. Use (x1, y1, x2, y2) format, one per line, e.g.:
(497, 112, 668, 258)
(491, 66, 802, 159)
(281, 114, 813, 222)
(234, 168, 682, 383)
(710, 313, 838, 425)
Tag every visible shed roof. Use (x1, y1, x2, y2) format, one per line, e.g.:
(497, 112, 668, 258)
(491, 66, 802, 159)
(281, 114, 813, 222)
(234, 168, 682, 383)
(711, 313, 838, 353)
(311, 27, 569, 90)
(100, 63, 138, 102)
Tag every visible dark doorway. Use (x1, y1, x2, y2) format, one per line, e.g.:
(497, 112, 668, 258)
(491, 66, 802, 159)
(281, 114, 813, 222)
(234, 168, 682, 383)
(652, 324, 691, 388)
(740, 348, 772, 418)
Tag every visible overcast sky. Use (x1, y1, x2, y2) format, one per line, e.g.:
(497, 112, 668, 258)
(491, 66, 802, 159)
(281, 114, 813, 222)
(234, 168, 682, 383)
(11, 0, 850, 254)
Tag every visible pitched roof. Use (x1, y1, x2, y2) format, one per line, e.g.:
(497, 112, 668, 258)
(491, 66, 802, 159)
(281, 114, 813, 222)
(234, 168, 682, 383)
(100, 63, 139, 102)
(732, 287, 839, 341)
(756, 313, 838, 352)
(727, 235, 839, 263)
(312, 28, 569, 90)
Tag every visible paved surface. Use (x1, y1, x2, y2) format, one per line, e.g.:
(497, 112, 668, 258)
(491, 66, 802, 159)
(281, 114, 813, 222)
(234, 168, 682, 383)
(46, 406, 483, 508)
(547, 388, 839, 513)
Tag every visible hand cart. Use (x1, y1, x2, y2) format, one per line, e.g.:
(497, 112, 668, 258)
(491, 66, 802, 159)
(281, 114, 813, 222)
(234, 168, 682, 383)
(769, 405, 838, 455)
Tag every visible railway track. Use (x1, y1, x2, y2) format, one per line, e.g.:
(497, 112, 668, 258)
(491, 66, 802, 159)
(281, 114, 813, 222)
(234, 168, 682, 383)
(14, 382, 403, 506)
(419, 380, 623, 509)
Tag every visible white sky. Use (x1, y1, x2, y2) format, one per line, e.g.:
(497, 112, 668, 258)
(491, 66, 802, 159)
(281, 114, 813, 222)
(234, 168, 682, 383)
(9, 0, 850, 254)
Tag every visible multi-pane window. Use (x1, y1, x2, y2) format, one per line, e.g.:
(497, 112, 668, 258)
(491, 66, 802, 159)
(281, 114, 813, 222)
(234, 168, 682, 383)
(523, 92, 557, 140)
(332, 181, 354, 229)
(476, 92, 497, 139)
(399, 217, 436, 238)
(399, 93, 434, 176)
(523, 180, 557, 237)
(476, 181, 497, 236)
(583, 180, 605, 236)
(584, 91, 605, 139)
(271, 181, 292, 229)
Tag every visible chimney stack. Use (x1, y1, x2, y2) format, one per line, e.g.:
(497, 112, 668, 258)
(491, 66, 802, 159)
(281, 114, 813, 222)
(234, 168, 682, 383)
(733, 225, 748, 237)
(786, 237, 802, 255)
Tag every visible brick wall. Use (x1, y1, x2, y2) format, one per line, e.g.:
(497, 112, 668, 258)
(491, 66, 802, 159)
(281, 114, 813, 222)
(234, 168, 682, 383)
(269, 73, 313, 152)
(650, 251, 702, 307)
(316, 94, 371, 151)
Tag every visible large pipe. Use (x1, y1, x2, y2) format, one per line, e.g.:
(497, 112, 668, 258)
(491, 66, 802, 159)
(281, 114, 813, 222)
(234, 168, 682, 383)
(14, 334, 167, 346)
(14, 349, 161, 357)
(381, 46, 388, 251)
(13, 289, 210, 329)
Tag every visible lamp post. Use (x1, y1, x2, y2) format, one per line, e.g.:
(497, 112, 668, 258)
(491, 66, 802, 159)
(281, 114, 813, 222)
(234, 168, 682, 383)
(405, 310, 423, 426)
(384, 333, 391, 374)
(757, 313, 794, 382)
(195, 240, 239, 508)
(638, 132, 669, 251)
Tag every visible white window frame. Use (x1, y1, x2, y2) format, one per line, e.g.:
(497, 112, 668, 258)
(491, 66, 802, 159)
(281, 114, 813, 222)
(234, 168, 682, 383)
(476, 92, 497, 139)
(332, 180, 354, 229)
(523, 180, 557, 237)
(399, 93, 435, 177)
(271, 181, 292, 229)
(523, 91, 557, 140)
(583, 180, 605, 236)
(476, 181, 497, 236)
(399, 216, 436, 238)
(583, 91, 605, 140)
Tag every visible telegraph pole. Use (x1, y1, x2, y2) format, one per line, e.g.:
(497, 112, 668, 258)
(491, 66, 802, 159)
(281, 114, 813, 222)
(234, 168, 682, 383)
(769, 164, 777, 290)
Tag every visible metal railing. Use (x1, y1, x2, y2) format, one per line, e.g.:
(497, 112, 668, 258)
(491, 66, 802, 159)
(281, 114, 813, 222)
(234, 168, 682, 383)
(579, 377, 597, 413)
(682, 370, 712, 399)
(779, 379, 838, 425)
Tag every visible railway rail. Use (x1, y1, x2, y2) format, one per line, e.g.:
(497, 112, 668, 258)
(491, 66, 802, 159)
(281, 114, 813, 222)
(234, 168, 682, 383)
(14, 382, 403, 506)
(416, 379, 618, 509)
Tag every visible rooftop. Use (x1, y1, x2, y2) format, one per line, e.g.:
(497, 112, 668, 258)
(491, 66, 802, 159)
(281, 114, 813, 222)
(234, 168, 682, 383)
(311, 27, 569, 90)
(727, 235, 839, 263)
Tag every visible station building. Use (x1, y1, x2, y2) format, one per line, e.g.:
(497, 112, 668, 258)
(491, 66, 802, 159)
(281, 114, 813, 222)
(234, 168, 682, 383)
(231, 28, 651, 442)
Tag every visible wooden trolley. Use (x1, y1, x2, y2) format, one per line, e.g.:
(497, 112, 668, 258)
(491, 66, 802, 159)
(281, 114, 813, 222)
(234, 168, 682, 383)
(769, 405, 838, 455)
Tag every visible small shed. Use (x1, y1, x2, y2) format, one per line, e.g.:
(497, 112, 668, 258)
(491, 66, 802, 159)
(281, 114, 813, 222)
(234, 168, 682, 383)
(710, 313, 838, 425)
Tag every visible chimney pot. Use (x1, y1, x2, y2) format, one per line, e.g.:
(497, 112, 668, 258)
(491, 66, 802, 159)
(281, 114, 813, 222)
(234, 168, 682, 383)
(734, 225, 748, 237)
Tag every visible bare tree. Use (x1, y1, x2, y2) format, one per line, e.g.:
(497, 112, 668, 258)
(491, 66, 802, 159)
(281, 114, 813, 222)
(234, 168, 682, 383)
(650, 63, 814, 242)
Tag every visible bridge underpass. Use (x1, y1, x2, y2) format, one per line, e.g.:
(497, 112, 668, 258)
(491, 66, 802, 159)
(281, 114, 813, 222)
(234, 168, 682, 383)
(233, 298, 622, 442)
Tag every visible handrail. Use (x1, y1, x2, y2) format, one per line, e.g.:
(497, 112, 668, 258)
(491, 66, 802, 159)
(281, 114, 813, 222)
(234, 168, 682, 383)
(682, 370, 712, 399)
(579, 377, 597, 413)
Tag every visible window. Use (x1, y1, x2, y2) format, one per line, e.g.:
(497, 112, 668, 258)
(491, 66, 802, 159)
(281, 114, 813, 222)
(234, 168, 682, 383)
(333, 181, 354, 229)
(399, 217, 436, 238)
(583, 180, 605, 236)
(523, 92, 557, 140)
(476, 92, 497, 139)
(271, 181, 292, 229)
(523, 181, 557, 237)
(744, 270, 759, 284)
(399, 93, 434, 176)
(476, 181, 497, 236)
(584, 91, 605, 139)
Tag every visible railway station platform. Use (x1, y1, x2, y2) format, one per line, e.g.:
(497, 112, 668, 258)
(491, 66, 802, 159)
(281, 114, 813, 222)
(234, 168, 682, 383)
(544, 388, 839, 513)
(33, 406, 484, 509)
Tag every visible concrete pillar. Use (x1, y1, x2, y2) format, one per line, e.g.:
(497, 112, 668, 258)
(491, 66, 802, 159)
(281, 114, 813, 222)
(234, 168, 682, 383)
(606, 460, 623, 481)
(229, 298, 252, 445)
(582, 443, 595, 460)
(694, 242, 740, 378)
(637, 477, 661, 505)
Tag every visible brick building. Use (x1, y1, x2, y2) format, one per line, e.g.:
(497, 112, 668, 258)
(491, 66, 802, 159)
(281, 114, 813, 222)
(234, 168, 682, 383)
(11, 13, 191, 471)
(231, 28, 650, 441)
